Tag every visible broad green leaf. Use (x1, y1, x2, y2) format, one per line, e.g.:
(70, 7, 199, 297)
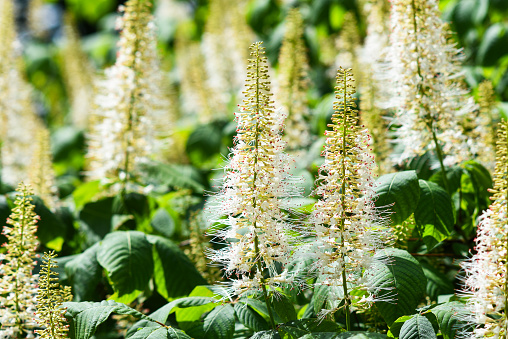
(374, 171, 420, 225)
(140, 162, 205, 193)
(64, 300, 156, 339)
(79, 197, 115, 244)
(234, 303, 269, 332)
(399, 314, 437, 339)
(250, 331, 280, 339)
(151, 208, 175, 238)
(430, 301, 470, 339)
(202, 304, 235, 339)
(461, 161, 492, 191)
(148, 235, 207, 299)
(127, 296, 219, 337)
(429, 166, 464, 194)
(420, 262, 454, 301)
(186, 122, 224, 164)
(414, 180, 454, 251)
(65, 243, 102, 301)
(240, 297, 283, 324)
(476, 23, 508, 66)
(366, 248, 426, 326)
(402, 152, 439, 180)
(271, 294, 298, 323)
(335, 333, 387, 338)
(97, 231, 154, 304)
(72, 180, 102, 211)
(32, 196, 67, 250)
(388, 315, 415, 338)
(279, 319, 344, 338)
(129, 326, 192, 339)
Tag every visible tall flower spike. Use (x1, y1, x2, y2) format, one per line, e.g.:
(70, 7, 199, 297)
(29, 127, 58, 210)
(309, 68, 390, 326)
(386, 0, 475, 167)
(87, 0, 172, 192)
(208, 42, 301, 301)
(0, 0, 40, 187)
(277, 8, 311, 152)
(461, 120, 508, 338)
(0, 183, 40, 338)
(35, 251, 72, 339)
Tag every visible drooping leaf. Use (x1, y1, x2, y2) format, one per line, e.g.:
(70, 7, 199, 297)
(151, 208, 175, 238)
(79, 197, 115, 244)
(97, 231, 154, 304)
(148, 235, 207, 300)
(65, 243, 102, 301)
(429, 166, 464, 194)
(201, 304, 235, 339)
(271, 293, 298, 323)
(414, 180, 454, 251)
(128, 326, 192, 339)
(429, 301, 471, 339)
(366, 248, 426, 326)
(374, 171, 420, 225)
(399, 314, 437, 339)
(64, 300, 156, 339)
(234, 303, 269, 332)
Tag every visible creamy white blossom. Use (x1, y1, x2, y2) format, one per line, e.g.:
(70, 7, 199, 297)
(384, 0, 475, 165)
(207, 42, 302, 297)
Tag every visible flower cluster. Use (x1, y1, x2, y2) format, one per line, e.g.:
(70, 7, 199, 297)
(0, 183, 40, 338)
(385, 0, 475, 165)
(461, 120, 508, 338)
(309, 67, 390, 314)
(35, 251, 72, 339)
(277, 8, 311, 151)
(208, 42, 301, 297)
(0, 0, 40, 187)
(87, 0, 172, 191)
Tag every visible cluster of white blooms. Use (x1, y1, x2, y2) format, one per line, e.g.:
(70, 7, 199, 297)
(461, 121, 508, 338)
(385, 0, 475, 165)
(208, 42, 302, 297)
(0, 184, 40, 339)
(87, 0, 172, 191)
(276, 8, 311, 152)
(0, 0, 41, 187)
(201, 0, 254, 105)
(308, 68, 390, 314)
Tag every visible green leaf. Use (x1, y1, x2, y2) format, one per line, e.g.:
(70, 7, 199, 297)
(279, 319, 344, 338)
(429, 166, 464, 194)
(148, 235, 207, 299)
(272, 294, 298, 323)
(234, 303, 269, 332)
(151, 208, 175, 238)
(79, 197, 115, 244)
(129, 326, 192, 339)
(374, 171, 420, 225)
(414, 180, 454, 251)
(388, 315, 415, 338)
(366, 248, 427, 326)
(477, 23, 508, 66)
(32, 196, 67, 250)
(250, 331, 280, 339)
(65, 243, 102, 301)
(399, 314, 437, 339)
(97, 231, 154, 304)
(72, 180, 102, 211)
(335, 333, 388, 338)
(64, 300, 156, 339)
(430, 301, 470, 339)
(140, 162, 205, 193)
(240, 298, 283, 324)
(420, 262, 454, 301)
(202, 304, 235, 339)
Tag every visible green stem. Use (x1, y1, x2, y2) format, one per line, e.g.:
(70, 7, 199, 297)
(340, 70, 351, 331)
(430, 128, 451, 194)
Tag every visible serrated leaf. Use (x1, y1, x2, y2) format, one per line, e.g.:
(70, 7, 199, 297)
(414, 180, 454, 251)
(128, 326, 192, 339)
(430, 301, 470, 339)
(399, 314, 437, 339)
(65, 243, 102, 301)
(366, 248, 426, 326)
(234, 303, 269, 332)
(64, 300, 156, 339)
(151, 208, 175, 238)
(97, 231, 154, 304)
(374, 171, 420, 225)
(202, 304, 235, 339)
(148, 235, 207, 299)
